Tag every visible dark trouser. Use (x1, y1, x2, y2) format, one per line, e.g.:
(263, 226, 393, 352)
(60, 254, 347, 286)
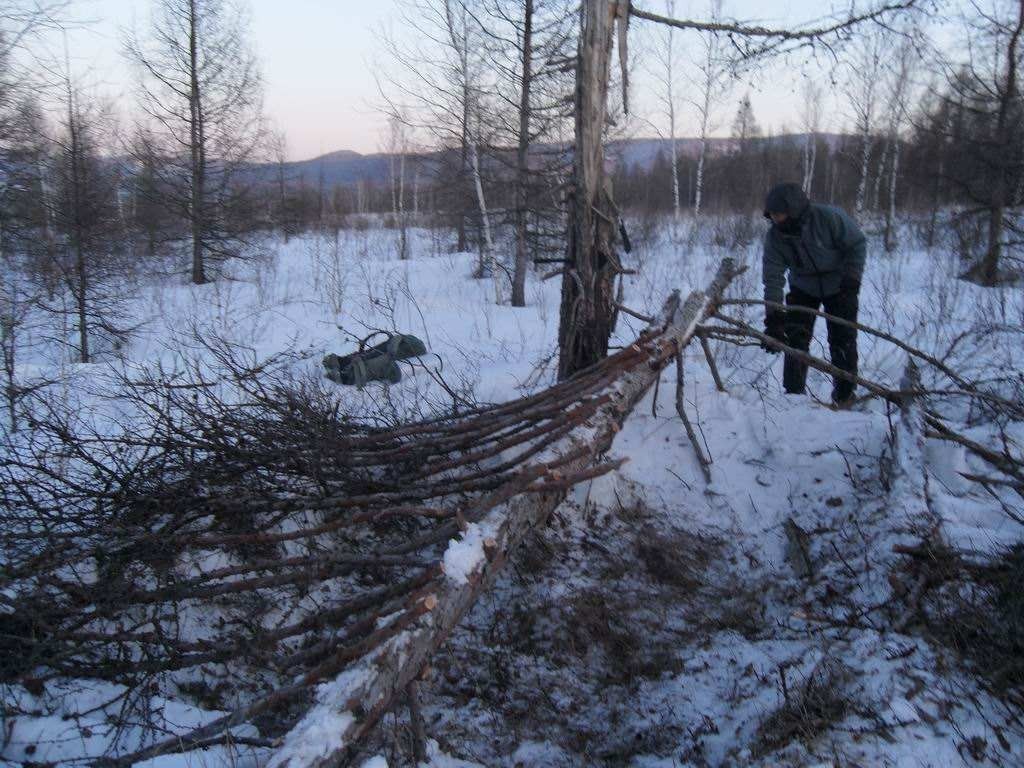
(783, 285, 859, 401)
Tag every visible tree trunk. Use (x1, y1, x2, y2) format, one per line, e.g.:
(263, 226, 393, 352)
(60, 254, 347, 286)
(557, 0, 621, 380)
(884, 138, 900, 252)
(65, 76, 89, 364)
(279, 162, 289, 244)
(1, 296, 15, 432)
(871, 135, 891, 212)
(855, 134, 871, 215)
(189, 0, 207, 285)
(927, 148, 943, 249)
(413, 165, 420, 221)
(694, 137, 706, 218)
(512, 0, 534, 307)
(670, 130, 679, 219)
(981, 203, 1004, 284)
(667, 20, 679, 220)
(469, 141, 499, 304)
(399, 151, 408, 260)
(802, 134, 816, 195)
(457, 107, 469, 253)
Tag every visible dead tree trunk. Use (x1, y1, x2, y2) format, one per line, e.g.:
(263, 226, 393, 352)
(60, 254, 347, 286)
(557, 0, 623, 380)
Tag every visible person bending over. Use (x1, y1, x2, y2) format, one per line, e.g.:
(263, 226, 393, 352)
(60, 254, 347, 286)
(761, 182, 866, 406)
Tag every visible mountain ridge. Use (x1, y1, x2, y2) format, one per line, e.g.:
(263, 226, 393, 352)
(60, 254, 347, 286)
(261, 133, 849, 188)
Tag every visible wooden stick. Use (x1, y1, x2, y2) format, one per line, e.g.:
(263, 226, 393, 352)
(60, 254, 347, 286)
(676, 350, 712, 483)
(614, 301, 654, 324)
(407, 681, 428, 764)
(698, 332, 726, 392)
(720, 298, 1023, 417)
(712, 312, 903, 402)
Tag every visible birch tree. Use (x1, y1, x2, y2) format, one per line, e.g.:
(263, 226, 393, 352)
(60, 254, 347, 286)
(801, 79, 825, 195)
(386, 115, 411, 260)
(881, 36, 918, 251)
(846, 33, 885, 215)
(649, 0, 683, 219)
(689, 0, 730, 220)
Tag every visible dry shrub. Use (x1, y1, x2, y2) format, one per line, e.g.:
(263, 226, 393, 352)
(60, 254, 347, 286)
(925, 543, 1024, 697)
(753, 659, 853, 759)
(711, 215, 759, 250)
(635, 524, 714, 593)
(566, 588, 647, 682)
(636, 525, 767, 641)
(704, 582, 769, 639)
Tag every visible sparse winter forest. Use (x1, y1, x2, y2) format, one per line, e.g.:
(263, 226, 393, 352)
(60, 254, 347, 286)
(3, 0, 1024, 766)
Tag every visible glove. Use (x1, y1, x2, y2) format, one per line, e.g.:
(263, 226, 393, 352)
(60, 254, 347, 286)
(840, 275, 861, 295)
(761, 311, 787, 353)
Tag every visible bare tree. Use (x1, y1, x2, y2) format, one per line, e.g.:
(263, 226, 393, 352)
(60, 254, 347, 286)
(882, 35, 918, 251)
(647, 0, 683, 219)
(689, 0, 730, 220)
(476, 0, 575, 306)
(0, 276, 30, 430)
(386, 114, 412, 260)
(801, 78, 825, 195)
(0, 1, 68, 62)
(962, 0, 1024, 284)
(124, 0, 265, 284)
(377, 0, 483, 256)
(45, 65, 131, 363)
(846, 33, 885, 215)
(268, 126, 296, 242)
(557, 0, 626, 379)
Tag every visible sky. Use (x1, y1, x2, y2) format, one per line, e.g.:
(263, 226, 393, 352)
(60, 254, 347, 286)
(58, 0, 401, 160)
(52, 0, 895, 162)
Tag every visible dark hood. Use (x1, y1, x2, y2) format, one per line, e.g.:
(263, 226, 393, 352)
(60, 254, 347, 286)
(763, 183, 810, 221)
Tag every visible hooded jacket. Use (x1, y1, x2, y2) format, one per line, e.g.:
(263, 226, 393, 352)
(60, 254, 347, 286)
(761, 183, 866, 304)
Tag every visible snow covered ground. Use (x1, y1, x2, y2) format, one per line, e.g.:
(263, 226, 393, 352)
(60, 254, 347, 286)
(3, 218, 1023, 766)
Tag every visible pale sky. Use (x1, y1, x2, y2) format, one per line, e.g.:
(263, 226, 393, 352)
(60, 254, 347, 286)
(57, 0, 401, 160)
(51, 0, 911, 161)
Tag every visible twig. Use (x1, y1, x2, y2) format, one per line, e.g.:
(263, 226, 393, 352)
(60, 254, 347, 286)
(698, 332, 726, 392)
(675, 350, 712, 484)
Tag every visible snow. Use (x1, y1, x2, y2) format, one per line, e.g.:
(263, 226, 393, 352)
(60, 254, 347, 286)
(421, 739, 485, 767)
(442, 522, 491, 585)
(267, 665, 374, 768)
(3, 218, 1024, 766)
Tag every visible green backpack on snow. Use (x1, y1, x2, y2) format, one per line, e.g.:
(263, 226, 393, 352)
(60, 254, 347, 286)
(323, 333, 427, 387)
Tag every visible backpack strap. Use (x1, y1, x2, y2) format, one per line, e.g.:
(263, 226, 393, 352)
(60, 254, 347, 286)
(351, 355, 368, 388)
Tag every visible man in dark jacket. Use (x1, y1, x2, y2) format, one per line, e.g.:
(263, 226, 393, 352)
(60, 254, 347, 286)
(761, 182, 866, 405)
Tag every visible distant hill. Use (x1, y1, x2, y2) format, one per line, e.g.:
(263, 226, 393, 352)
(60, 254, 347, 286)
(248, 149, 394, 188)
(249, 133, 849, 188)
